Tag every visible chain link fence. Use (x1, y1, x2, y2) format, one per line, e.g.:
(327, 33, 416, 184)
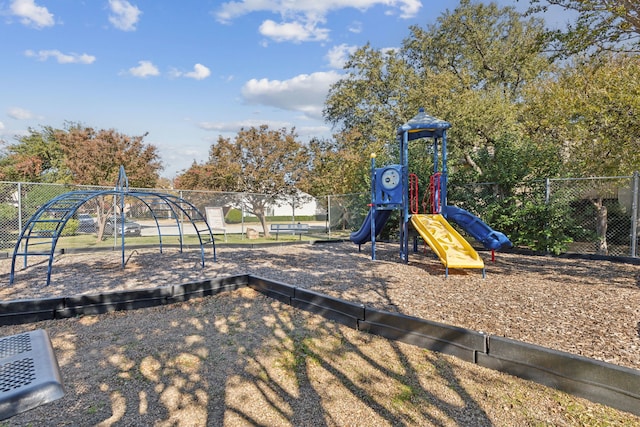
(547, 175, 638, 257)
(0, 174, 638, 257)
(450, 173, 640, 257)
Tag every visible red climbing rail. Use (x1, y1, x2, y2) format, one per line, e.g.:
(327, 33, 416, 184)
(409, 173, 419, 214)
(429, 172, 442, 214)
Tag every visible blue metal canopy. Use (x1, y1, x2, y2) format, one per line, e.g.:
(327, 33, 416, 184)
(397, 108, 451, 141)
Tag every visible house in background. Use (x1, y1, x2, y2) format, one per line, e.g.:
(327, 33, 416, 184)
(269, 190, 320, 218)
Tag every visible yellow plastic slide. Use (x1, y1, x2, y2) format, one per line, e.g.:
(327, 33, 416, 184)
(411, 214, 484, 272)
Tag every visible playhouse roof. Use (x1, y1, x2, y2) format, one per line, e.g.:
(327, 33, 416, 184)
(397, 108, 451, 140)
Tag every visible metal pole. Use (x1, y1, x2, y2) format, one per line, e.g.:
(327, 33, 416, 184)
(113, 195, 117, 249)
(631, 171, 639, 257)
(241, 198, 245, 240)
(441, 132, 448, 215)
(17, 182, 22, 253)
(179, 190, 184, 229)
(401, 130, 409, 263)
(120, 193, 125, 269)
(545, 177, 551, 204)
(326, 195, 331, 235)
(545, 178, 551, 254)
(370, 153, 376, 260)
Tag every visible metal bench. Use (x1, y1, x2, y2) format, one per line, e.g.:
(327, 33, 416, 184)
(0, 329, 65, 420)
(270, 223, 310, 240)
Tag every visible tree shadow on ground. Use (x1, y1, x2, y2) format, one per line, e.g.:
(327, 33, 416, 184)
(2, 287, 500, 426)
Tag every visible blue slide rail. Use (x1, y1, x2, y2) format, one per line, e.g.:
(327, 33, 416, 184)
(445, 205, 512, 251)
(350, 210, 392, 245)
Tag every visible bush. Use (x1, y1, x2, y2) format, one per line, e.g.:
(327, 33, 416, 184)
(224, 208, 321, 224)
(486, 198, 575, 255)
(225, 209, 243, 223)
(31, 217, 79, 237)
(0, 203, 18, 231)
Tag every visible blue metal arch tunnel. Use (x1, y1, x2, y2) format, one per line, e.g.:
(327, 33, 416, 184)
(10, 189, 217, 287)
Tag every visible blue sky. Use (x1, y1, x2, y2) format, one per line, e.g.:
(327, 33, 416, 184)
(0, 0, 568, 179)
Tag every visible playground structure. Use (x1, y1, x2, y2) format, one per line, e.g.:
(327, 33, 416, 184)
(350, 109, 511, 275)
(10, 166, 217, 287)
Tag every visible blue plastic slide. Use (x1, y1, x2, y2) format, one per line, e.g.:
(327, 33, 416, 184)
(350, 209, 392, 245)
(445, 205, 512, 250)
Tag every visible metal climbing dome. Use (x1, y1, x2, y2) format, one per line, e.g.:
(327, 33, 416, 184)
(10, 167, 217, 286)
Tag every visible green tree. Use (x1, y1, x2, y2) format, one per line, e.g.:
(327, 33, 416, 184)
(56, 124, 161, 188)
(522, 54, 640, 254)
(527, 0, 640, 56)
(300, 132, 371, 197)
(450, 135, 569, 253)
(403, 0, 550, 164)
(298, 132, 374, 230)
(175, 125, 308, 238)
(0, 126, 68, 183)
(324, 44, 420, 168)
(324, 0, 551, 178)
(55, 123, 162, 239)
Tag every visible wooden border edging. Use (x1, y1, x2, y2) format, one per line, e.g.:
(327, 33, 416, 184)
(0, 275, 251, 325)
(1, 274, 639, 417)
(292, 287, 364, 329)
(246, 275, 640, 417)
(359, 307, 485, 363)
(477, 335, 640, 416)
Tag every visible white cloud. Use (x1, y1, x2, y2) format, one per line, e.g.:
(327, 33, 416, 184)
(24, 49, 96, 64)
(296, 125, 332, 138)
(10, 0, 54, 28)
(0, 121, 4, 130)
(259, 19, 329, 43)
(128, 60, 160, 78)
(348, 20, 363, 34)
(7, 107, 33, 120)
(198, 119, 292, 133)
(184, 64, 211, 80)
(216, 0, 421, 23)
(215, 0, 421, 43)
(198, 120, 331, 143)
(108, 0, 142, 31)
(170, 64, 211, 80)
(241, 71, 342, 120)
(326, 44, 358, 69)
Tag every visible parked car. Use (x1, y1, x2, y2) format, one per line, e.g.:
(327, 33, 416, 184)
(100, 218, 142, 236)
(77, 213, 95, 233)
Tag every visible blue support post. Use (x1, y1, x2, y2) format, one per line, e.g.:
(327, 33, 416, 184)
(370, 153, 376, 260)
(441, 132, 448, 215)
(401, 130, 410, 262)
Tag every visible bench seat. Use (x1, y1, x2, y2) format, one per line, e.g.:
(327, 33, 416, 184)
(270, 223, 310, 240)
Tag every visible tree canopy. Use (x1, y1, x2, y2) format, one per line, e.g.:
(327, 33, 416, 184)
(0, 124, 162, 187)
(175, 125, 308, 237)
(324, 0, 551, 178)
(0, 126, 66, 183)
(56, 124, 162, 187)
(522, 54, 640, 177)
(527, 0, 640, 56)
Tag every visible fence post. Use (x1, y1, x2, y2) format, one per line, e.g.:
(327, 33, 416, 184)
(545, 177, 550, 204)
(327, 195, 331, 236)
(241, 197, 245, 240)
(179, 190, 184, 225)
(631, 172, 639, 257)
(545, 178, 551, 254)
(17, 182, 22, 252)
